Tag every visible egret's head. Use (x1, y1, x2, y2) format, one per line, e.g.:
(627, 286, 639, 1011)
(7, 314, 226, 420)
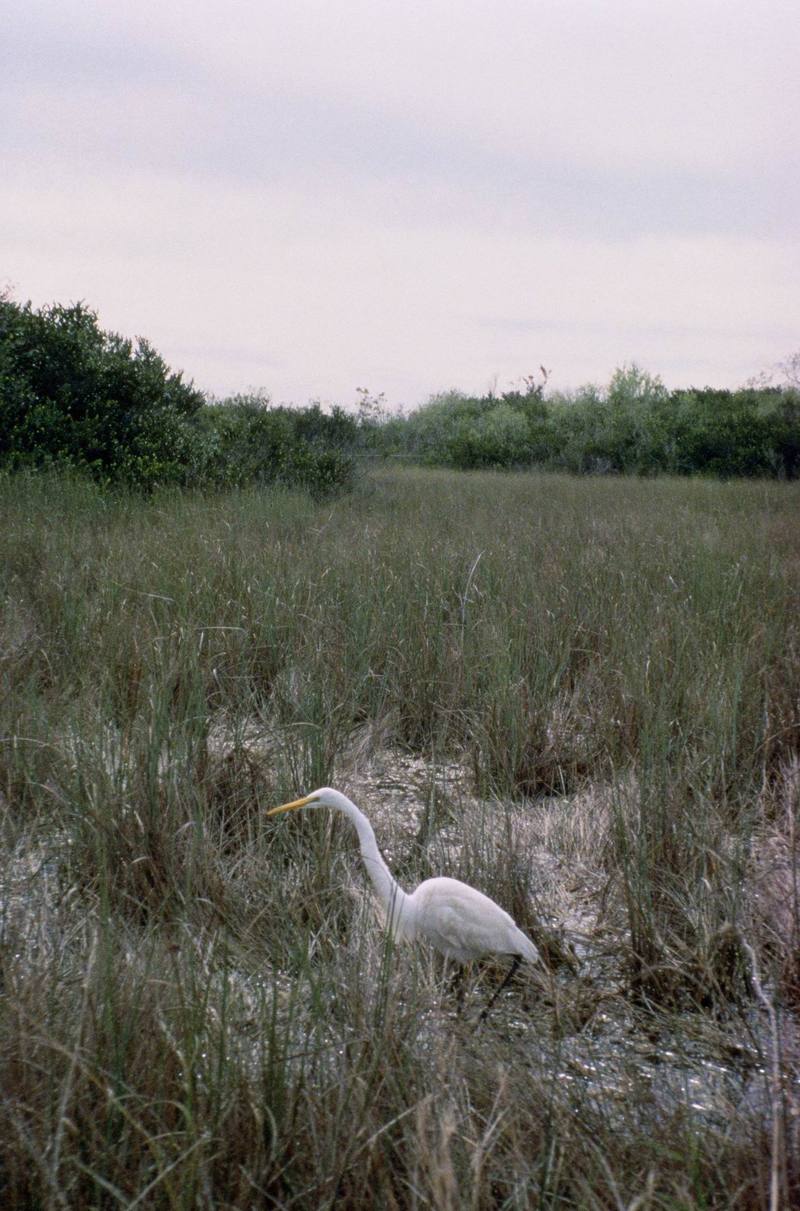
(266, 787, 343, 817)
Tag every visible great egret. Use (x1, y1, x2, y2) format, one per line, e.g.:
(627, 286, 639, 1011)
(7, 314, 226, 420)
(267, 787, 540, 1019)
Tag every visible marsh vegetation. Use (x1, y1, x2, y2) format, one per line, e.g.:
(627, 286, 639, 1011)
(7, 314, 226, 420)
(1, 467, 799, 1207)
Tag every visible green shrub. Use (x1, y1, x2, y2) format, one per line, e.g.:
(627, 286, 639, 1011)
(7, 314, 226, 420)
(667, 387, 787, 477)
(196, 394, 359, 497)
(0, 300, 361, 497)
(0, 298, 204, 489)
(403, 377, 551, 469)
(391, 365, 800, 479)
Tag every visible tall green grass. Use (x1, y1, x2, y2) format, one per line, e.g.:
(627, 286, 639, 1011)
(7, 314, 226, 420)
(1, 467, 798, 1206)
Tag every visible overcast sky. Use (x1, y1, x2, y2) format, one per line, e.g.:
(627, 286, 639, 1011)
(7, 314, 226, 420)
(3, 1, 798, 410)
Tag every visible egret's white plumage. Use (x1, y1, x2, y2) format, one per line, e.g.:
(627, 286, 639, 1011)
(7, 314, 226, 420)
(267, 787, 539, 984)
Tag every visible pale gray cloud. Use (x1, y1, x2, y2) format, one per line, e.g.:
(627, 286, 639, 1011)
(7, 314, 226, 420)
(2, 0, 798, 406)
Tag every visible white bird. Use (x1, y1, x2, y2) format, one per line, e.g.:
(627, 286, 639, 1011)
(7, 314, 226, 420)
(267, 786, 540, 1019)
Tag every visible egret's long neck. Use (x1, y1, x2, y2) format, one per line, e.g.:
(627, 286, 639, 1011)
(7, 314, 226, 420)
(338, 800, 407, 923)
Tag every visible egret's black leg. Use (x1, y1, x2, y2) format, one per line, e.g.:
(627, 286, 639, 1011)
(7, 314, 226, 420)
(446, 961, 467, 1015)
(479, 955, 521, 1023)
(455, 965, 469, 1014)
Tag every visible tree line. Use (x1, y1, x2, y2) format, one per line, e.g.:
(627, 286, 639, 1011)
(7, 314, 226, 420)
(2, 295, 798, 491)
(388, 365, 800, 478)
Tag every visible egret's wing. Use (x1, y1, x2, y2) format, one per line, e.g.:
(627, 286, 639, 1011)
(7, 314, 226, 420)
(416, 879, 523, 961)
(422, 903, 476, 960)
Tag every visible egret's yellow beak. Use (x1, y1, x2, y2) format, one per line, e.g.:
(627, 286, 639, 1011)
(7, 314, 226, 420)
(266, 793, 316, 817)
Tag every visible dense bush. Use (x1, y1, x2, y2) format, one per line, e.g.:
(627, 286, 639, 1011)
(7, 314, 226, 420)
(395, 364, 800, 479)
(194, 393, 360, 497)
(402, 376, 552, 469)
(666, 387, 800, 478)
(0, 297, 205, 489)
(0, 298, 360, 496)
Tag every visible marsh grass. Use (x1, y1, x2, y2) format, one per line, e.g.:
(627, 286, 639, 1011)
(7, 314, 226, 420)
(1, 466, 799, 1206)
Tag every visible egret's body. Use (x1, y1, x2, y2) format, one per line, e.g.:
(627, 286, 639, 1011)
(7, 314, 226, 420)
(267, 787, 539, 1015)
(391, 875, 537, 964)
